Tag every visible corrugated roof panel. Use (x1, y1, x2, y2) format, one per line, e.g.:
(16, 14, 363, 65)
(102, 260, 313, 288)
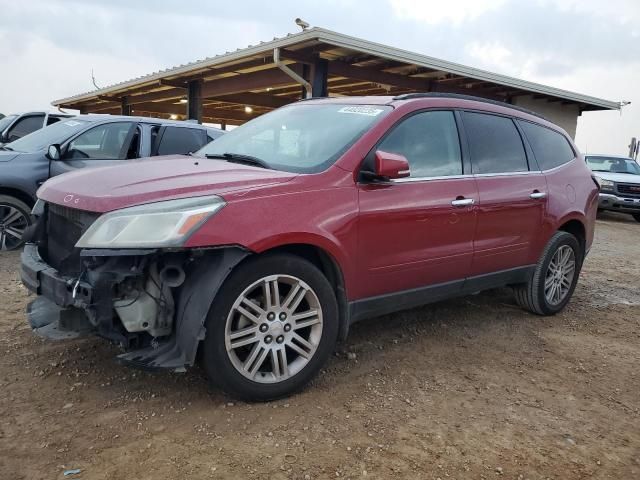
(53, 27, 620, 111)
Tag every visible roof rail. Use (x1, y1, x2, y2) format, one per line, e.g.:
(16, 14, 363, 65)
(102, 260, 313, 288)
(392, 92, 549, 121)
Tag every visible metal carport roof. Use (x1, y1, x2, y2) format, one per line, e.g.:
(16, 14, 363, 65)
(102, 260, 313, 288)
(52, 27, 621, 125)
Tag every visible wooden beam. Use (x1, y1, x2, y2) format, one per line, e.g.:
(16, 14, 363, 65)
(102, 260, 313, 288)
(207, 57, 274, 75)
(208, 92, 292, 109)
(130, 102, 181, 115)
(126, 88, 185, 105)
(97, 95, 120, 103)
(278, 48, 317, 65)
(327, 61, 430, 91)
(430, 83, 502, 101)
(160, 78, 188, 89)
(129, 101, 260, 123)
(200, 66, 303, 98)
(279, 49, 430, 93)
(86, 102, 119, 113)
(202, 108, 259, 122)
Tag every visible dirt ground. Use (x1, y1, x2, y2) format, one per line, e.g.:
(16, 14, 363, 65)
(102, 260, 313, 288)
(1, 212, 639, 480)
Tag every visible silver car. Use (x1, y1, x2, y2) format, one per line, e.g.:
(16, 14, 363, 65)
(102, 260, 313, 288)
(586, 155, 640, 222)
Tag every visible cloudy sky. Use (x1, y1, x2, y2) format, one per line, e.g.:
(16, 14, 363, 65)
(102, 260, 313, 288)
(0, 0, 638, 155)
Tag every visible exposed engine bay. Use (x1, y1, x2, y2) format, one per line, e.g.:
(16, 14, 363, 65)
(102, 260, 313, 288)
(21, 201, 249, 370)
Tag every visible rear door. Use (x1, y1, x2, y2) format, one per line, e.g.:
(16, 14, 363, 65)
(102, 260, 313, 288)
(356, 110, 478, 299)
(461, 111, 547, 276)
(152, 126, 207, 156)
(49, 121, 138, 177)
(5, 114, 45, 142)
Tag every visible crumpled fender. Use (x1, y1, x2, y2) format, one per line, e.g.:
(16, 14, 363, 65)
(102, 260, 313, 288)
(117, 246, 250, 371)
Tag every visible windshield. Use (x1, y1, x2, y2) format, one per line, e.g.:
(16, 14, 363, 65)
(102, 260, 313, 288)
(0, 115, 17, 133)
(196, 104, 392, 173)
(6, 118, 90, 153)
(586, 156, 640, 175)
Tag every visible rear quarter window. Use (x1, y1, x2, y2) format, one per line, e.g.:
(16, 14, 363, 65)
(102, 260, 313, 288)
(518, 120, 575, 170)
(461, 111, 528, 174)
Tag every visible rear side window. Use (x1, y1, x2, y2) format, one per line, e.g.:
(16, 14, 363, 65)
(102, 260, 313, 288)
(462, 112, 528, 174)
(376, 110, 462, 177)
(7, 115, 45, 141)
(518, 121, 575, 170)
(155, 127, 205, 156)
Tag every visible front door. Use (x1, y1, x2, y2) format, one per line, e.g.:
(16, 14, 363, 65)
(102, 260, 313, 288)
(356, 110, 478, 300)
(50, 122, 138, 177)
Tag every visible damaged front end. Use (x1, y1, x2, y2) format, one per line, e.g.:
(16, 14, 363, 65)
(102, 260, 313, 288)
(21, 201, 248, 371)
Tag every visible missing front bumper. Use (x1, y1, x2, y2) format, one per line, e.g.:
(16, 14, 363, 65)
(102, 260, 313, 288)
(20, 242, 251, 371)
(27, 296, 95, 341)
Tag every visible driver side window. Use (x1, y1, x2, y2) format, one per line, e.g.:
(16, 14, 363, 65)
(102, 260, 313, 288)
(377, 110, 463, 178)
(66, 122, 135, 160)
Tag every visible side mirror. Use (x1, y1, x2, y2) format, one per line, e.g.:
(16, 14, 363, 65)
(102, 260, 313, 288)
(374, 150, 410, 179)
(47, 144, 61, 161)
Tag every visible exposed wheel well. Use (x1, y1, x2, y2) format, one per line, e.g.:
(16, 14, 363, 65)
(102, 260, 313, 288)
(259, 244, 350, 341)
(0, 187, 35, 208)
(558, 219, 586, 257)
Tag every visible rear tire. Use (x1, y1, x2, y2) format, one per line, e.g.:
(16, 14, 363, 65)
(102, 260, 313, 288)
(633, 213, 640, 223)
(202, 253, 339, 401)
(0, 195, 32, 251)
(513, 231, 582, 315)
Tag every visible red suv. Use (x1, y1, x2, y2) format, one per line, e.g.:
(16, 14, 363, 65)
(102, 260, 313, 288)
(21, 94, 598, 400)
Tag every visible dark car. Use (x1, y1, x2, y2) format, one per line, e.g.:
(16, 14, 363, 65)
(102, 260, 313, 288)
(0, 111, 73, 146)
(21, 94, 597, 400)
(0, 115, 223, 250)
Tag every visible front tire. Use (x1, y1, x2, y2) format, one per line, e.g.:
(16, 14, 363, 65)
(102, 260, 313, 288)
(514, 231, 582, 315)
(202, 253, 339, 401)
(0, 195, 32, 251)
(633, 213, 640, 223)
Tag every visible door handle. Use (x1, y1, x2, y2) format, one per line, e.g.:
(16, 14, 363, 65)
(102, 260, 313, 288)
(530, 191, 547, 199)
(451, 198, 475, 207)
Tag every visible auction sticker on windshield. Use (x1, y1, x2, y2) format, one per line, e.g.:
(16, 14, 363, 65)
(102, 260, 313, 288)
(337, 106, 385, 116)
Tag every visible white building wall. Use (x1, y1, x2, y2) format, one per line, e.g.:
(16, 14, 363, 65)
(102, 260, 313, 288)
(512, 95, 580, 139)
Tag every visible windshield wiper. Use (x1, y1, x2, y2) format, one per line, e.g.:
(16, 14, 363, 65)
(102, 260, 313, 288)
(205, 152, 271, 169)
(0, 145, 14, 151)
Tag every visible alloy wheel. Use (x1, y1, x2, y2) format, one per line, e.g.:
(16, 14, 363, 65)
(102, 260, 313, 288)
(224, 274, 323, 384)
(544, 245, 576, 305)
(0, 203, 29, 251)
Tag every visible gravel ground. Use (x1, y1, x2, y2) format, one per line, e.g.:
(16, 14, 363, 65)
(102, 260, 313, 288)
(1, 212, 639, 479)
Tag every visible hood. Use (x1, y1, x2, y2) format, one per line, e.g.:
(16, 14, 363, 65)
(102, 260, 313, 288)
(38, 155, 298, 213)
(592, 171, 640, 184)
(0, 150, 20, 162)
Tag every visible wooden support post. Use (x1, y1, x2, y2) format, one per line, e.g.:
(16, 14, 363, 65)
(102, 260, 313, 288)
(120, 97, 131, 116)
(311, 58, 328, 97)
(187, 80, 203, 123)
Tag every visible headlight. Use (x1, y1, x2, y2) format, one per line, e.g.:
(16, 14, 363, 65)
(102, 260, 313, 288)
(595, 177, 614, 190)
(76, 195, 226, 248)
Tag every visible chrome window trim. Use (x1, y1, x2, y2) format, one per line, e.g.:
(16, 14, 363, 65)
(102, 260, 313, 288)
(539, 156, 577, 174)
(391, 174, 472, 183)
(474, 170, 542, 177)
(390, 169, 543, 183)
